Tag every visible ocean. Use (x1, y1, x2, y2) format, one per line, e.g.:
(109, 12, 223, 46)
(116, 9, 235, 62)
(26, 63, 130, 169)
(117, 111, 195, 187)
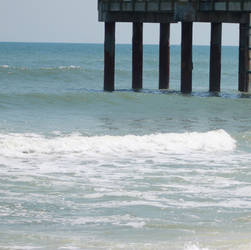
(0, 42, 251, 250)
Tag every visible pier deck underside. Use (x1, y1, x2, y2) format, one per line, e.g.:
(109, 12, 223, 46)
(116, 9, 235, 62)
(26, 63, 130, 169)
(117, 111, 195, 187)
(98, 0, 251, 92)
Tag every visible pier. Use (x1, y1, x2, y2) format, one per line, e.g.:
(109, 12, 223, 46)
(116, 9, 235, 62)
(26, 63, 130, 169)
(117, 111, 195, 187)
(98, 0, 251, 92)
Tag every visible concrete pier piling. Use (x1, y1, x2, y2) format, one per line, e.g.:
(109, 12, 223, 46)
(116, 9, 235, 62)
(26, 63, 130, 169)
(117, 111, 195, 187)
(210, 22, 222, 92)
(132, 22, 143, 90)
(159, 23, 170, 90)
(104, 22, 115, 91)
(181, 22, 193, 93)
(239, 13, 251, 92)
(100, 0, 251, 93)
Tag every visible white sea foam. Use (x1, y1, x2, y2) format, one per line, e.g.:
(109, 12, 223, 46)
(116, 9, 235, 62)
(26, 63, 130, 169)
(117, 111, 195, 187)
(0, 247, 42, 250)
(184, 244, 212, 250)
(0, 242, 250, 250)
(0, 65, 81, 71)
(58, 65, 81, 70)
(1, 130, 249, 213)
(68, 214, 146, 228)
(41, 65, 81, 71)
(0, 64, 9, 68)
(0, 129, 236, 159)
(0, 243, 213, 250)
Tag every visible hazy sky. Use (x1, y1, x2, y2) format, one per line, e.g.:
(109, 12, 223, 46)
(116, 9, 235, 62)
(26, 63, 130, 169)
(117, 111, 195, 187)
(0, 0, 239, 45)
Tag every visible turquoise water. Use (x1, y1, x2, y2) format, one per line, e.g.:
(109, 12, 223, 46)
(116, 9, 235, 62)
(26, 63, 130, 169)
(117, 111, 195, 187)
(0, 42, 251, 250)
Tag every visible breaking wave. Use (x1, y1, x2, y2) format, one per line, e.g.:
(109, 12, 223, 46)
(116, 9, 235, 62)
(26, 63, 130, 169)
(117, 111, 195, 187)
(0, 65, 82, 71)
(0, 129, 236, 158)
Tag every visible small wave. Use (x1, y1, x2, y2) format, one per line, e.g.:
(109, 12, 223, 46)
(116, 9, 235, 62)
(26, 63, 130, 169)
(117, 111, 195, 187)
(42, 65, 82, 71)
(0, 130, 236, 158)
(0, 92, 107, 106)
(184, 243, 211, 250)
(0, 65, 9, 68)
(0, 243, 213, 250)
(58, 65, 81, 70)
(0, 65, 82, 71)
(68, 214, 146, 228)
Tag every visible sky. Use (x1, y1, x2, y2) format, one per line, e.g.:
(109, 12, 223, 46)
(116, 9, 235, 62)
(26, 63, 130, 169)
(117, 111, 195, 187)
(0, 0, 239, 45)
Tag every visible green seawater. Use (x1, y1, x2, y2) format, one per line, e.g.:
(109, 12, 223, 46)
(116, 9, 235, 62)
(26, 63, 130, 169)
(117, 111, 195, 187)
(0, 42, 251, 250)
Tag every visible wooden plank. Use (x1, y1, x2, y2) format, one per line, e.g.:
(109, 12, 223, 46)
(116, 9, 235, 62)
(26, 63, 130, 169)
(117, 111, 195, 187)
(104, 22, 116, 91)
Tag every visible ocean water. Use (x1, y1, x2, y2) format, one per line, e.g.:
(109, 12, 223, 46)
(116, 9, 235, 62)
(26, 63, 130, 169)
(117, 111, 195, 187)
(0, 42, 251, 250)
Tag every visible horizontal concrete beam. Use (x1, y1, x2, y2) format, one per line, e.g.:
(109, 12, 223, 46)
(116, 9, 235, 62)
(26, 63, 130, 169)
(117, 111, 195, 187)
(99, 11, 248, 23)
(99, 0, 251, 13)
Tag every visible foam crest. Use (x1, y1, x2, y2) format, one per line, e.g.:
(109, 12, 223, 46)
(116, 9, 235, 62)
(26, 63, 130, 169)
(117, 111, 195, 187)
(0, 130, 236, 158)
(184, 244, 212, 250)
(42, 65, 81, 70)
(0, 64, 9, 68)
(58, 65, 81, 70)
(0, 65, 81, 71)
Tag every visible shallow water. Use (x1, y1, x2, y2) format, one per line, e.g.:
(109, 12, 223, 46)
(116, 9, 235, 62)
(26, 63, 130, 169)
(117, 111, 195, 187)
(0, 43, 251, 250)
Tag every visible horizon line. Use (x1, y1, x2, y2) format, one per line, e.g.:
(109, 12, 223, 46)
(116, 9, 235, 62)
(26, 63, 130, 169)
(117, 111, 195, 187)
(0, 41, 239, 47)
